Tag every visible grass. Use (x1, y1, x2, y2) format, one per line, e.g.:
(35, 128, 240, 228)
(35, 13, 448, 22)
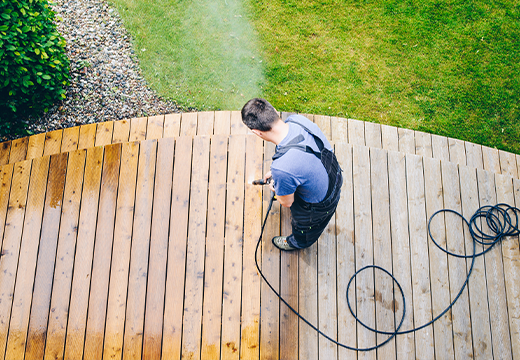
(108, 0, 520, 153)
(107, 0, 265, 111)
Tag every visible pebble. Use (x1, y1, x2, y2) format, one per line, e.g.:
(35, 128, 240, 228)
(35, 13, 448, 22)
(15, 0, 182, 140)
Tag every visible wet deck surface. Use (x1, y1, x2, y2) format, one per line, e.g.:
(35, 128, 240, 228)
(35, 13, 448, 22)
(0, 112, 519, 360)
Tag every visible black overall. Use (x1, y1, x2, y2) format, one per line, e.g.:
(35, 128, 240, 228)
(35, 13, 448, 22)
(272, 120, 343, 249)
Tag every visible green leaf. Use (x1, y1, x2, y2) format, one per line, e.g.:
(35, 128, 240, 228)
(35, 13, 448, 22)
(1, 14, 11, 20)
(42, 74, 51, 80)
(34, 48, 40, 55)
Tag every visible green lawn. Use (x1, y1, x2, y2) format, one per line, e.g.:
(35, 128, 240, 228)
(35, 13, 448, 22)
(109, 0, 520, 154)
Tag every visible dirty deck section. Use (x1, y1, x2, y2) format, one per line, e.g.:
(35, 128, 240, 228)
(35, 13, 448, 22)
(0, 112, 519, 360)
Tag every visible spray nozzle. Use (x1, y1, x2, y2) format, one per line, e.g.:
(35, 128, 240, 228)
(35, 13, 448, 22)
(252, 178, 272, 186)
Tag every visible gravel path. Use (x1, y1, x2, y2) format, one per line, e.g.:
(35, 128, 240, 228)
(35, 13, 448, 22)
(25, 0, 181, 137)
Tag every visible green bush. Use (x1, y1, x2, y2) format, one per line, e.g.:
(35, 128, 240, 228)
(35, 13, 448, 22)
(0, 0, 70, 128)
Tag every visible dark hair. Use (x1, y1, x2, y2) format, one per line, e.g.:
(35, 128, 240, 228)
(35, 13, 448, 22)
(241, 98, 279, 131)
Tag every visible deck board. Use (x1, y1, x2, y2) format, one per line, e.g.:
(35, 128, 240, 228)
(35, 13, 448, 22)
(353, 145, 376, 360)
(221, 135, 246, 359)
(25, 153, 68, 360)
(102, 142, 139, 360)
(260, 141, 280, 360)
(65, 147, 104, 360)
(4, 157, 48, 360)
(240, 135, 263, 360)
(2, 129, 520, 360)
(370, 147, 396, 359)
(143, 137, 174, 360)
(201, 135, 228, 359)
(43, 150, 87, 360)
(0, 160, 32, 360)
(84, 144, 121, 360)
(123, 140, 157, 360)
(423, 157, 455, 360)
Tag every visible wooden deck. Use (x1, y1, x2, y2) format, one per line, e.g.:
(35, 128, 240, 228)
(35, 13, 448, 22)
(0, 112, 520, 360)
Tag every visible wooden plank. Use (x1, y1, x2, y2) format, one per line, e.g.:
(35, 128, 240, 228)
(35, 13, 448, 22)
(318, 221, 338, 359)
(441, 162, 473, 360)
(0, 164, 14, 244)
(511, 178, 520, 358)
(388, 150, 415, 360)
(364, 121, 382, 148)
(24, 153, 68, 360)
(112, 119, 131, 143)
(0, 159, 32, 360)
(231, 110, 249, 135)
(465, 142, 484, 169)
(83, 144, 122, 360)
(101, 142, 139, 360)
(499, 150, 518, 178)
(64, 147, 104, 360)
(259, 141, 280, 360)
(3, 157, 48, 360)
(146, 115, 165, 140)
(496, 175, 520, 359)
(9, 137, 28, 164)
(0, 141, 10, 165)
(122, 140, 157, 360)
(458, 166, 493, 360)
(43, 129, 63, 156)
(414, 131, 432, 158)
(348, 119, 365, 146)
(517, 155, 520, 179)
(181, 112, 198, 137)
(314, 115, 331, 139)
(200, 135, 228, 360)
(94, 121, 114, 146)
(398, 128, 415, 154)
(143, 138, 175, 360)
(423, 157, 455, 360)
(431, 134, 450, 162)
(405, 154, 434, 360)
(78, 123, 97, 150)
(214, 111, 231, 135)
(448, 138, 466, 167)
(331, 116, 348, 143)
(61, 127, 80, 153)
(181, 136, 210, 359)
(335, 143, 357, 360)
(240, 135, 263, 360)
(129, 117, 147, 141)
(162, 136, 192, 360)
(43, 150, 87, 360)
(476, 169, 513, 360)
(381, 124, 399, 152)
(221, 135, 246, 359)
(352, 145, 376, 360)
(370, 147, 396, 358)
(280, 204, 298, 360)
(481, 146, 500, 174)
(164, 113, 181, 138)
(197, 111, 215, 135)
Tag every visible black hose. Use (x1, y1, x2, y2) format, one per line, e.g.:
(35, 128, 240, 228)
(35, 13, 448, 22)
(254, 195, 520, 351)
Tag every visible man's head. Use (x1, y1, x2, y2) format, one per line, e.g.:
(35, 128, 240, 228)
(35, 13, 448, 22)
(241, 98, 280, 131)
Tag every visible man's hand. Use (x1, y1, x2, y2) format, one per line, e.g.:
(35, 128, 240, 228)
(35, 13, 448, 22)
(264, 170, 294, 207)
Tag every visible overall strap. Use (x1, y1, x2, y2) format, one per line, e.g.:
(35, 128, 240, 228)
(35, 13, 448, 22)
(272, 119, 325, 160)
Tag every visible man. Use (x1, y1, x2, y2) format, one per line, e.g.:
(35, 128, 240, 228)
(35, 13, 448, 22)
(241, 98, 342, 251)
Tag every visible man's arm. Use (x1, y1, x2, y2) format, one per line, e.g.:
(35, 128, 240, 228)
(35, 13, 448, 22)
(276, 193, 294, 208)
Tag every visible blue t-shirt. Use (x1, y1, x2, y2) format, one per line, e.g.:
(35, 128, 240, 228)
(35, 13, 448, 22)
(271, 115, 332, 203)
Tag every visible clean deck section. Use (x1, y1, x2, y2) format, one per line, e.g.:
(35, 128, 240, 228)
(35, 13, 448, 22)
(0, 112, 519, 360)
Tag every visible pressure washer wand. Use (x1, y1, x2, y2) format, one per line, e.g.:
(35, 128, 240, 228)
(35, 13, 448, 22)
(252, 178, 272, 185)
